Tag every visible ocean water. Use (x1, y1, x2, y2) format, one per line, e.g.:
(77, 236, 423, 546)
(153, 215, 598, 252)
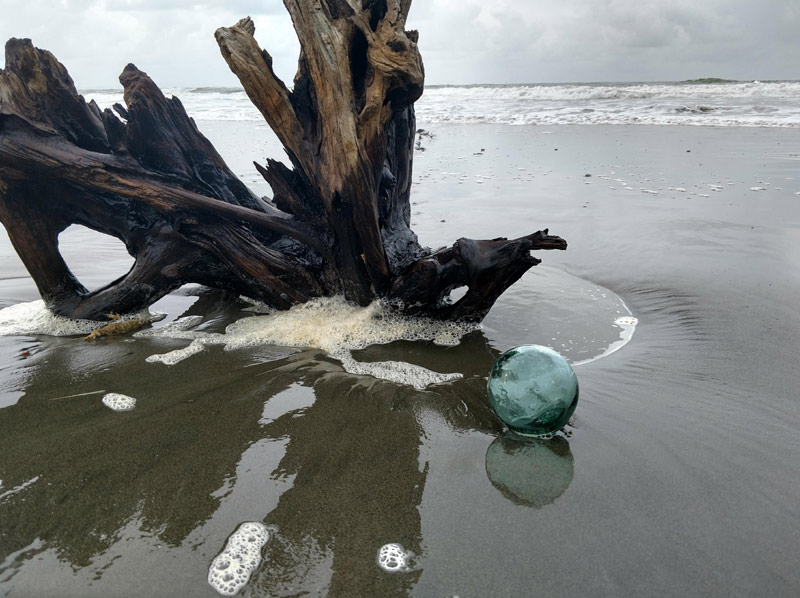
(2, 86, 800, 596)
(84, 79, 800, 127)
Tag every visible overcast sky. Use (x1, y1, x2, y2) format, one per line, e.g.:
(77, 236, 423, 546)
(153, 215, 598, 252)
(0, 0, 797, 88)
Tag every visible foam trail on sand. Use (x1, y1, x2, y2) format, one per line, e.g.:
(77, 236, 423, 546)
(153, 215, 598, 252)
(335, 351, 461, 389)
(0, 476, 39, 503)
(146, 339, 207, 365)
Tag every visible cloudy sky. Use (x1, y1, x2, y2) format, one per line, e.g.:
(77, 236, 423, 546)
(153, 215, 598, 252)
(0, 0, 797, 88)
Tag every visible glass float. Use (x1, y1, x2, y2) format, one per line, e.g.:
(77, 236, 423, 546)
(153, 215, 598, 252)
(487, 344, 578, 437)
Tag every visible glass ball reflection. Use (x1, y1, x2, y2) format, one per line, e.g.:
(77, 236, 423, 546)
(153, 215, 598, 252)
(487, 345, 578, 437)
(485, 433, 574, 508)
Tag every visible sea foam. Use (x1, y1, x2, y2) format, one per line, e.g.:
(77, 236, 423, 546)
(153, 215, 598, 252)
(101, 393, 136, 411)
(377, 543, 415, 573)
(139, 297, 475, 389)
(0, 300, 103, 336)
(207, 522, 271, 596)
(0, 300, 162, 337)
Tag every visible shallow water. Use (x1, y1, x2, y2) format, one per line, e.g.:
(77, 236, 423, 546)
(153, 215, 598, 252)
(1, 123, 800, 597)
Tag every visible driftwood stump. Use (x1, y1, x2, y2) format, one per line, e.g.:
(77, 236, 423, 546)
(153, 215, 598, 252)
(0, 1, 566, 323)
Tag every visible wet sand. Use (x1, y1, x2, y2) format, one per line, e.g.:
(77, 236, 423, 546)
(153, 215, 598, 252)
(1, 123, 800, 597)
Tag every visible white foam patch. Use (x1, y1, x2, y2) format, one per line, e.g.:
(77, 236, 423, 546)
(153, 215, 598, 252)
(208, 522, 270, 596)
(0, 300, 107, 336)
(336, 352, 461, 390)
(221, 297, 474, 353)
(0, 300, 162, 337)
(145, 339, 207, 365)
(377, 543, 415, 573)
(614, 316, 639, 327)
(101, 393, 136, 411)
(141, 297, 475, 388)
(137, 316, 224, 365)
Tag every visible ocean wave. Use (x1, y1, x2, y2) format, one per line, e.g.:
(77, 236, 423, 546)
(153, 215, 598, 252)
(424, 80, 800, 100)
(82, 80, 800, 127)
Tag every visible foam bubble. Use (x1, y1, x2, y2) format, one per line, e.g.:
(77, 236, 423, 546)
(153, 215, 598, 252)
(377, 543, 415, 573)
(0, 300, 103, 336)
(101, 393, 136, 411)
(207, 522, 270, 596)
(146, 339, 207, 365)
(335, 352, 461, 390)
(614, 316, 639, 327)
(221, 297, 476, 354)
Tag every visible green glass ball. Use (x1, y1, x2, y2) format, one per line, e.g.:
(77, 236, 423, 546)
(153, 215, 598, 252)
(487, 345, 579, 437)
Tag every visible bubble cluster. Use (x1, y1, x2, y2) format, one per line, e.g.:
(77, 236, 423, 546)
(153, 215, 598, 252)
(0, 300, 106, 336)
(141, 297, 474, 388)
(0, 300, 162, 337)
(336, 352, 461, 389)
(614, 316, 639, 327)
(221, 296, 476, 354)
(377, 543, 414, 573)
(101, 393, 137, 411)
(146, 339, 206, 365)
(207, 522, 270, 596)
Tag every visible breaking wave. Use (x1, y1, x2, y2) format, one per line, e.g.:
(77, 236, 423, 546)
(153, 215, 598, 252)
(84, 80, 800, 127)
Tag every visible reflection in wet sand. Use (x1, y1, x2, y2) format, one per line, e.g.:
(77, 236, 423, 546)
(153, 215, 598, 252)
(0, 290, 526, 596)
(252, 370, 427, 596)
(485, 433, 574, 509)
(4, 121, 800, 597)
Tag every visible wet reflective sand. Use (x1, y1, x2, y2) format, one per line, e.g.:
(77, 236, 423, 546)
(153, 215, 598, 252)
(1, 124, 800, 597)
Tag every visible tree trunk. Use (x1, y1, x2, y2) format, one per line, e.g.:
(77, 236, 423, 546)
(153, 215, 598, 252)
(0, 1, 566, 323)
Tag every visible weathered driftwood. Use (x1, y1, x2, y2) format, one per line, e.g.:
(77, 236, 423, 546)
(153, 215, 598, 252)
(0, 1, 566, 323)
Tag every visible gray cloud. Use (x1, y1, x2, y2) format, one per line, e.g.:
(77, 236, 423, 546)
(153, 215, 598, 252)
(0, 0, 297, 87)
(407, 0, 799, 83)
(103, 0, 284, 13)
(0, 0, 797, 87)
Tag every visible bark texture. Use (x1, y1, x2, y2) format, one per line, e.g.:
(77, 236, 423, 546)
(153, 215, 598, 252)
(0, 1, 566, 323)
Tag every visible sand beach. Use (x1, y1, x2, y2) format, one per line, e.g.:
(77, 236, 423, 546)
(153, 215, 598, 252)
(1, 117, 800, 597)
